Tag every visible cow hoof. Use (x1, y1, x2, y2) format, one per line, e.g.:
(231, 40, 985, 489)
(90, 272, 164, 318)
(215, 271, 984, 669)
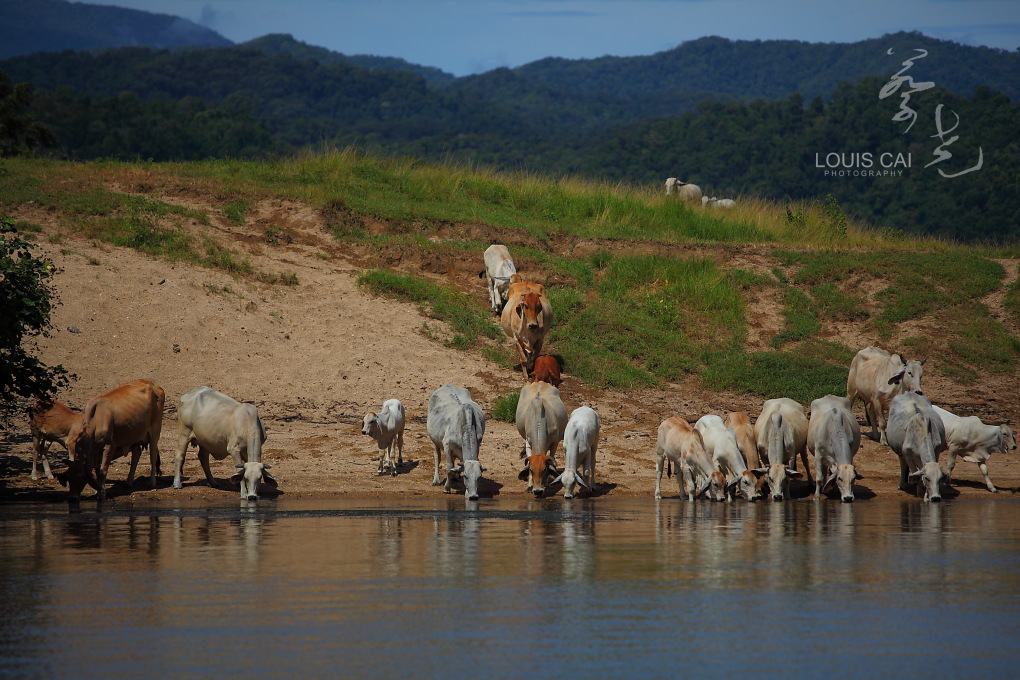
(173, 481, 182, 490)
(390, 469, 398, 477)
(443, 489, 452, 494)
(432, 480, 441, 486)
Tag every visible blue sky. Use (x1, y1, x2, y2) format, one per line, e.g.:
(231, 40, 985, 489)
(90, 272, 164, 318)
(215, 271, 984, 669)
(99, 0, 1020, 76)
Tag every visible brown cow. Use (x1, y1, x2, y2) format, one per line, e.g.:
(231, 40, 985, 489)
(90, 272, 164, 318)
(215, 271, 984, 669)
(500, 282, 553, 380)
(529, 355, 563, 387)
(28, 400, 83, 480)
(725, 411, 760, 468)
(58, 379, 165, 501)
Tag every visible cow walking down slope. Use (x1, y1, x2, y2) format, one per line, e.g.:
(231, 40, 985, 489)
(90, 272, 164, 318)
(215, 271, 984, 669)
(58, 379, 164, 502)
(174, 386, 275, 501)
(28, 400, 83, 480)
(887, 392, 948, 502)
(478, 244, 518, 314)
(807, 395, 862, 502)
(500, 279, 552, 380)
(515, 381, 568, 497)
(847, 346, 925, 445)
(428, 384, 486, 501)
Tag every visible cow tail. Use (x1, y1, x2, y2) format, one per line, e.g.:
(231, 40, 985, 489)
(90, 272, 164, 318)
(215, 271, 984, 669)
(250, 415, 265, 463)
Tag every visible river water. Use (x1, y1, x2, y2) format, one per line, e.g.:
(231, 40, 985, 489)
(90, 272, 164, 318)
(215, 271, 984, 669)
(1, 497, 1018, 679)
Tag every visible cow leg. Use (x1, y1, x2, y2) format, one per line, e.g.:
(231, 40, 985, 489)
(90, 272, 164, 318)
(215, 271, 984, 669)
(174, 429, 192, 489)
(897, 455, 909, 492)
(396, 430, 404, 467)
(148, 437, 160, 488)
(198, 447, 218, 488)
(431, 443, 443, 486)
(442, 445, 455, 494)
(388, 440, 398, 476)
(654, 450, 664, 500)
(377, 444, 386, 475)
(946, 447, 958, 485)
(979, 462, 997, 493)
(33, 440, 55, 480)
(97, 445, 115, 501)
(681, 459, 695, 501)
(126, 444, 142, 486)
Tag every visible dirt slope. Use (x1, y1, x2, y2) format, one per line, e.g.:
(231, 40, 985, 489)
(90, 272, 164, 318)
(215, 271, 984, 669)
(2, 190, 1017, 503)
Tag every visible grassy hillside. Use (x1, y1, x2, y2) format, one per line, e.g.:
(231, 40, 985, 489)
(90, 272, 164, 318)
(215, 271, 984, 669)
(3, 151, 1017, 406)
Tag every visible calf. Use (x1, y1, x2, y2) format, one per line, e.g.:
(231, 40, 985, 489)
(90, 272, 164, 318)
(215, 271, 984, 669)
(428, 384, 486, 500)
(808, 395, 862, 502)
(362, 398, 406, 476)
(934, 405, 1014, 493)
(59, 379, 164, 502)
(654, 417, 725, 501)
(696, 414, 763, 502)
(755, 398, 809, 501)
(887, 392, 948, 502)
(478, 244, 518, 314)
(28, 400, 83, 480)
(529, 354, 563, 387)
(516, 381, 568, 496)
(551, 406, 600, 499)
(174, 386, 275, 501)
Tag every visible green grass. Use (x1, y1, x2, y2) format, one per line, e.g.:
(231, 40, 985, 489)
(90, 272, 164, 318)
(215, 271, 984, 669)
(1006, 272, 1020, 324)
(771, 287, 819, 348)
(357, 269, 500, 348)
(222, 200, 250, 225)
(702, 350, 849, 404)
(491, 391, 520, 423)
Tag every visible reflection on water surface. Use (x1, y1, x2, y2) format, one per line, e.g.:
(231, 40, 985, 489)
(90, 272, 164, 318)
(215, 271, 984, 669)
(1, 498, 1018, 679)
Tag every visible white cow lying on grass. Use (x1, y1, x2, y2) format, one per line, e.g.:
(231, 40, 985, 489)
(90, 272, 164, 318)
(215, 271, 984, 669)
(174, 386, 276, 501)
(362, 398, 405, 476)
(933, 405, 1015, 493)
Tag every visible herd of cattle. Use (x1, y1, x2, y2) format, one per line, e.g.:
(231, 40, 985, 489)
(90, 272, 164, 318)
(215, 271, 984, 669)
(25, 244, 1016, 504)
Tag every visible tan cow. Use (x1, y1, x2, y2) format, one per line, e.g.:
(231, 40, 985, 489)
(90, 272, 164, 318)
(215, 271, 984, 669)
(654, 417, 726, 501)
(501, 280, 553, 380)
(28, 400, 83, 480)
(725, 411, 759, 468)
(58, 379, 164, 502)
(847, 346, 925, 444)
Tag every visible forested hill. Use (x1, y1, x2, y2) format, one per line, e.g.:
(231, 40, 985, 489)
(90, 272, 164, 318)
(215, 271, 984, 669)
(513, 32, 1020, 103)
(0, 0, 233, 60)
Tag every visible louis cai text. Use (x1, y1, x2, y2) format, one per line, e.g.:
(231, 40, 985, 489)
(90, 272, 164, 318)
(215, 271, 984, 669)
(814, 152, 911, 170)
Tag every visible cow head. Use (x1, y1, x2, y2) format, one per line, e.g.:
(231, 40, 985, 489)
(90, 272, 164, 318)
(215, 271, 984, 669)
(1000, 425, 1016, 451)
(518, 454, 556, 497)
(519, 292, 543, 331)
(727, 469, 763, 502)
(452, 460, 486, 501)
(56, 459, 92, 502)
(824, 463, 863, 503)
(551, 467, 590, 499)
(231, 462, 277, 501)
(696, 470, 728, 501)
(888, 356, 926, 395)
(908, 461, 945, 502)
(361, 413, 382, 445)
(761, 463, 802, 501)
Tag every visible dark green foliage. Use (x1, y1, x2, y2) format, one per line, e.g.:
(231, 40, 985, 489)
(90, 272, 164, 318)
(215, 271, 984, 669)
(491, 391, 520, 423)
(702, 350, 848, 404)
(0, 69, 54, 156)
(0, 216, 72, 424)
(771, 287, 819, 348)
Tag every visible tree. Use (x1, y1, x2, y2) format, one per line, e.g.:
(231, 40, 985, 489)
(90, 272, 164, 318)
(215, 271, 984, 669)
(0, 217, 72, 425)
(0, 68, 55, 157)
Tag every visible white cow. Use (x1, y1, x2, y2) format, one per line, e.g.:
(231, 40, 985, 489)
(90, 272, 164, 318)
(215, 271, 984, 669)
(654, 417, 726, 501)
(174, 386, 275, 501)
(515, 381, 568, 496)
(427, 384, 486, 500)
(847, 346, 926, 444)
(755, 398, 810, 501)
(478, 244, 518, 314)
(807, 395, 862, 502)
(887, 392, 948, 502)
(362, 398, 406, 476)
(695, 414, 762, 502)
(933, 405, 1015, 493)
(551, 406, 600, 499)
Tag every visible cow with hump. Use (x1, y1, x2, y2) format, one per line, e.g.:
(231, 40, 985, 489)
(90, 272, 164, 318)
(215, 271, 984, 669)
(515, 381, 568, 497)
(174, 386, 276, 501)
(500, 278, 552, 380)
(654, 417, 726, 501)
(58, 378, 164, 502)
(428, 384, 486, 500)
(28, 399, 83, 480)
(847, 346, 925, 445)
(807, 394, 862, 502)
(754, 398, 810, 501)
(934, 405, 1016, 493)
(887, 392, 948, 502)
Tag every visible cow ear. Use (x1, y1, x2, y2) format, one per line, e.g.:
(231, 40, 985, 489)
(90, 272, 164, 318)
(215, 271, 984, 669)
(787, 469, 803, 478)
(261, 469, 278, 487)
(575, 476, 590, 490)
(823, 472, 837, 491)
(235, 463, 245, 469)
(855, 471, 865, 480)
(230, 471, 244, 484)
(549, 473, 563, 486)
(887, 369, 906, 385)
(920, 356, 927, 365)
(478, 269, 485, 279)
(908, 469, 923, 481)
(56, 471, 68, 487)
(518, 467, 530, 482)
(726, 480, 738, 493)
